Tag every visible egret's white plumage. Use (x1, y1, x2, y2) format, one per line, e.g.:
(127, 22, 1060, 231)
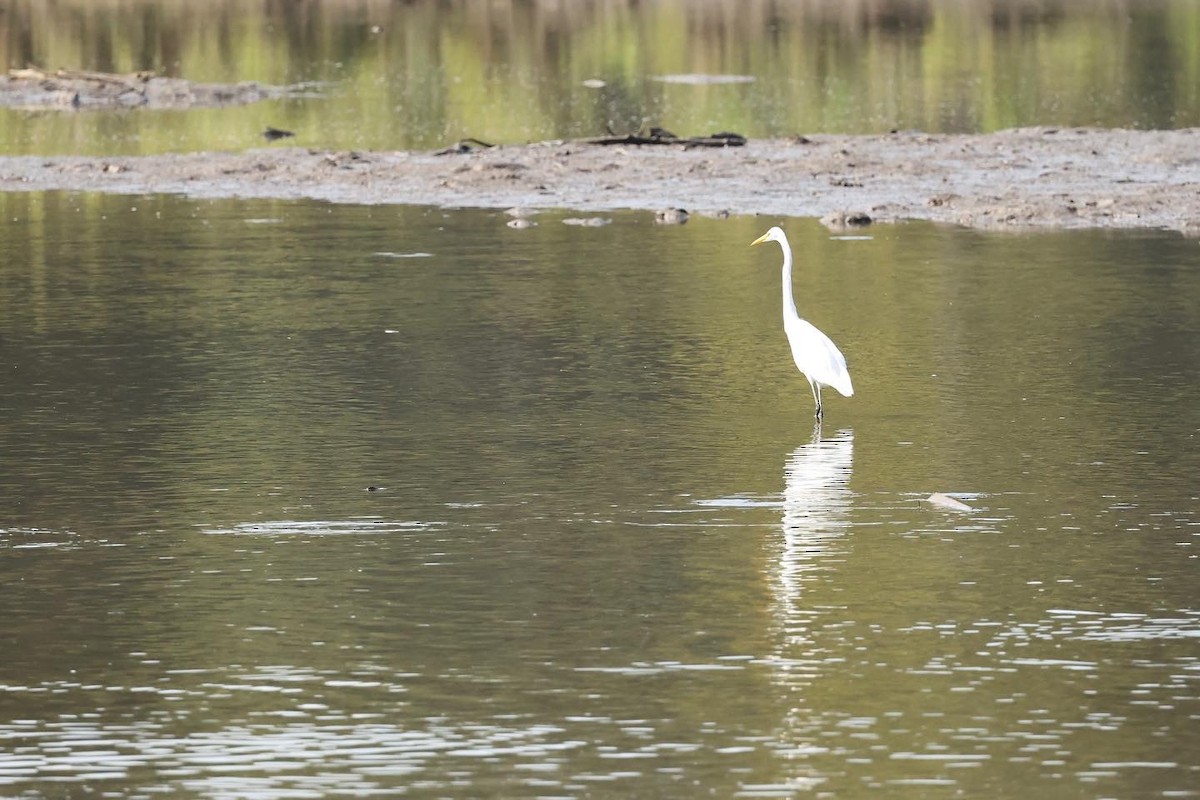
(751, 226, 854, 419)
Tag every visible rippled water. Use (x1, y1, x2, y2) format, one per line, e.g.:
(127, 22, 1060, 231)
(1, 194, 1198, 797)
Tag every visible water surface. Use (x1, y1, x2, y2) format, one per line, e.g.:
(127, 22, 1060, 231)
(1, 0, 1197, 154)
(0, 195, 1198, 797)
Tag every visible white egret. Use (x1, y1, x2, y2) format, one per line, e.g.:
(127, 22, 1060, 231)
(751, 226, 854, 419)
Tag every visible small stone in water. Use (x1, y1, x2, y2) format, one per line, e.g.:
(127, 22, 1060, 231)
(654, 208, 689, 225)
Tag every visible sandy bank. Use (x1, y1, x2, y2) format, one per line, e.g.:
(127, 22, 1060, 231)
(1, 127, 1196, 233)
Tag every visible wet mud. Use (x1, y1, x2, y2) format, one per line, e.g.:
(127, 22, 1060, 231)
(0, 67, 316, 110)
(1, 127, 1196, 233)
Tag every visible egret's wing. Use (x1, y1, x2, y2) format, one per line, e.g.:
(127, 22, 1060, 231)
(785, 317, 854, 396)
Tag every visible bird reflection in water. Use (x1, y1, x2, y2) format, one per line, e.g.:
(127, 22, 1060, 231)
(770, 424, 855, 672)
(762, 425, 856, 800)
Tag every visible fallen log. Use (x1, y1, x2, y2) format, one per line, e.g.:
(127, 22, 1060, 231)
(434, 138, 496, 155)
(585, 127, 746, 148)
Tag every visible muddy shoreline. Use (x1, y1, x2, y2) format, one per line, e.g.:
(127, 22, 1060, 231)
(1, 127, 1197, 233)
(0, 67, 318, 110)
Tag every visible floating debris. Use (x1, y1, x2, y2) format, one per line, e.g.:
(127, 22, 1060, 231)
(563, 217, 612, 226)
(581, 78, 607, 89)
(204, 519, 442, 536)
(653, 73, 755, 85)
(693, 496, 782, 509)
(262, 126, 294, 141)
(507, 218, 537, 229)
(925, 492, 974, 512)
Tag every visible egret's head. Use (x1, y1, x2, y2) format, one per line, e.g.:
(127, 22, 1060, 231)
(750, 226, 786, 247)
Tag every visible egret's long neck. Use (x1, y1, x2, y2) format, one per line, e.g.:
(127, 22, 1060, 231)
(780, 241, 799, 323)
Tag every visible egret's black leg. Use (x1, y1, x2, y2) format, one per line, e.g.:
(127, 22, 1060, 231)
(814, 383, 824, 420)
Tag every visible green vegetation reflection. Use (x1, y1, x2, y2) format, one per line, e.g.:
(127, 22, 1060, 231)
(0, 0, 1196, 155)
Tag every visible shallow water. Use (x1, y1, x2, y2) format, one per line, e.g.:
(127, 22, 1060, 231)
(1, 194, 1198, 798)
(1, 0, 1197, 154)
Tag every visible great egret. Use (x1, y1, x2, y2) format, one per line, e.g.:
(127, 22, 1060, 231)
(751, 226, 854, 419)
